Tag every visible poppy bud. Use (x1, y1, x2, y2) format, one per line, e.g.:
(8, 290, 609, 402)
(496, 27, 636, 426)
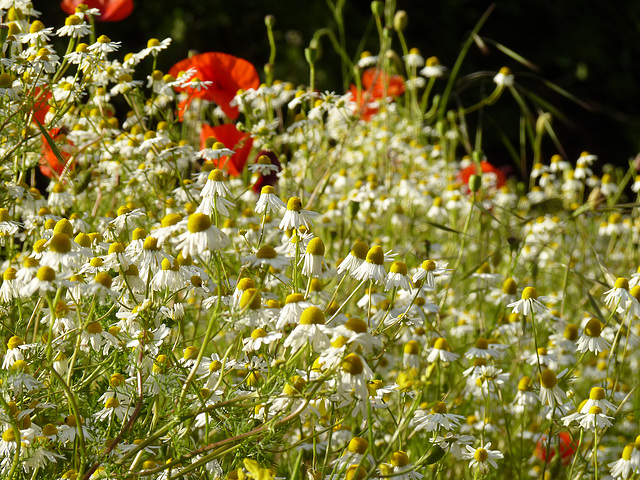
(371, 1, 384, 16)
(305, 47, 318, 65)
(394, 10, 408, 31)
(468, 174, 482, 192)
(264, 15, 275, 28)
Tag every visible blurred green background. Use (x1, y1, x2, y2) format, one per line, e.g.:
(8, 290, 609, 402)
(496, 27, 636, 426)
(38, 0, 640, 170)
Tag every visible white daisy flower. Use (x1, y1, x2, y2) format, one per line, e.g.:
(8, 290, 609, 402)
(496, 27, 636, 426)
(507, 286, 549, 316)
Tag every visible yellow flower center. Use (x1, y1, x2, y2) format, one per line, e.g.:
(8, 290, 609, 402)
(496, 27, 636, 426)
(347, 437, 369, 454)
(239, 288, 261, 310)
(539, 369, 557, 389)
(365, 246, 384, 265)
(350, 241, 369, 260)
(37, 266, 56, 282)
(286, 197, 302, 212)
(589, 387, 605, 400)
(299, 306, 325, 325)
(54, 219, 74, 236)
(187, 213, 212, 233)
(306, 238, 325, 256)
(584, 318, 602, 338)
(431, 401, 447, 414)
(110, 373, 125, 387)
(502, 278, 517, 295)
(251, 328, 268, 339)
(518, 376, 532, 391)
(342, 353, 364, 375)
(105, 397, 120, 409)
(256, 245, 277, 259)
(404, 340, 420, 355)
(421, 259, 436, 271)
(474, 448, 489, 462)
(3, 268, 16, 281)
(623, 444, 634, 461)
(390, 261, 407, 275)
(7, 336, 23, 350)
(94, 272, 112, 288)
(345, 317, 367, 333)
(614, 277, 630, 290)
(390, 451, 409, 468)
(237, 278, 255, 291)
(86, 322, 103, 334)
(183, 346, 198, 359)
(563, 323, 579, 341)
(521, 286, 538, 300)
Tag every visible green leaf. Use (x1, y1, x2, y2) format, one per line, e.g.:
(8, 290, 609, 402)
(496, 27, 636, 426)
(33, 118, 66, 178)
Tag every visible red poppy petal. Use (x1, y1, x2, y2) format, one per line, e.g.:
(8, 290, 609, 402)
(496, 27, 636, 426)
(170, 52, 260, 120)
(60, 0, 133, 22)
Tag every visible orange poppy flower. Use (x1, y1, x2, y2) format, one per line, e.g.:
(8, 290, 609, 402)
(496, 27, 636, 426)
(60, 0, 134, 22)
(458, 160, 507, 191)
(200, 123, 253, 177)
(40, 128, 74, 179)
(170, 52, 260, 121)
(348, 68, 405, 120)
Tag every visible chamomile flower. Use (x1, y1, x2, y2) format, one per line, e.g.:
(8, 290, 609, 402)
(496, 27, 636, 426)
(603, 277, 636, 310)
(88, 35, 121, 54)
(577, 405, 614, 431)
(538, 368, 567, 409)
(493, 67, 514, 87)
(385, 261, 412, 291)
(575, 317, 610, 355)
(462, 443, 503, 474)
(420, 56, 447, 78)
(352, 245, 386, 284)
(426, 337, 459, 363)
(242, 245, 291, 271)
(337, 241, 368, 278)
(413, 402, 465, 432)
(580, 387, 617, 414)
(283, 306, 329, 352)
(279, 197, 319, 231)
(338, 353, 373, 400)
(608, 444, 635, 479)
(242, 328, 282, 352)
(176, 213, 230, 258)
(255, 185, 286, 214)
(302, 237, 325, 278)
(507, 286, 549, 316)
(411, 259, 451, 288)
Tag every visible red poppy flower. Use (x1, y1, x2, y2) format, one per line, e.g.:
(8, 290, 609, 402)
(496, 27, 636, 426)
(200, 123, 253, 177)
(458, 160, 507, 191)
(40, 128, 74, 179)
(60, 0, 134, 22)
(348, 68, 405, 120)
(32, 88, 52, 126)
(535, 431, 576, 466)
(170, 52, 260, 121)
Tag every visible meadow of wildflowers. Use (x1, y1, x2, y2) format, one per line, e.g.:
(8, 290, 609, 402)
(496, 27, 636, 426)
(1, 1, 640, 479)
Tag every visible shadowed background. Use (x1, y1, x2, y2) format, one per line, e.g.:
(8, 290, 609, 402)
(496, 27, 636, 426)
(38, 0, 640, 170)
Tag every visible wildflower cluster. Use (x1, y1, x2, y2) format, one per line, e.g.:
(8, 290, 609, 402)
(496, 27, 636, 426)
(0, 2, 639, 480)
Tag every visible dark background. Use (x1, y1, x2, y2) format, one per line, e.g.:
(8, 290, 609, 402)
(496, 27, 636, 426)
(38, 0, 640, 170)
